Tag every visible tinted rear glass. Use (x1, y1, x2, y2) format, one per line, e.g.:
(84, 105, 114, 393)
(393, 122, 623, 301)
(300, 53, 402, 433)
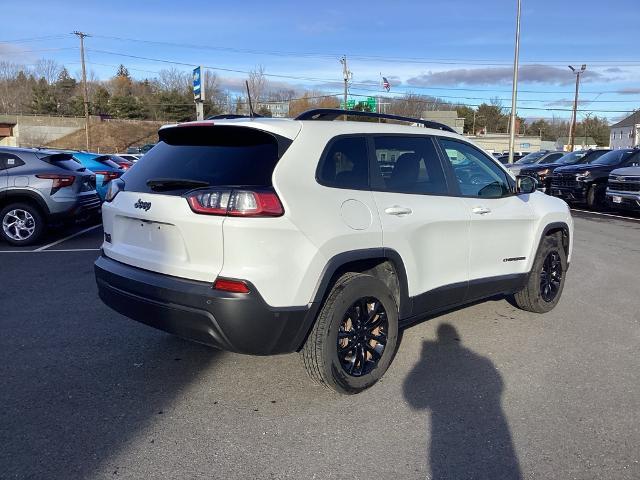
(122, 126, 284, 194)
(94, 155, 123, 169)
(38, 153, 85, 172)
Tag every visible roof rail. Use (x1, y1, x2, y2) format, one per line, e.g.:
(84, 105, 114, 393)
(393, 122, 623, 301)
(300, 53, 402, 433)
(295, 108, 457, 133)
(205, 113, 263, 120)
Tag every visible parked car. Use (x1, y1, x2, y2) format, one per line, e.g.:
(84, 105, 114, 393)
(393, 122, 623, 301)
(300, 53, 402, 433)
(94, 109, 573, 394)
(507, 150, 565, 175)
(550, 148, 640, 209)
(0, 147, 100, 245)
(126, 143, 156, 155)
(519, 149, 610, 193)
(496, 153, 524, 164)
(106, 155, 134, 171)
(116, 154, 142, 163)
(606, 166, 640, 212)
(72, 152, 125, 201)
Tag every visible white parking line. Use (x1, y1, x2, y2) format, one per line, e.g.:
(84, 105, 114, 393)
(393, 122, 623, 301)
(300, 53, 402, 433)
(571, 208, 640, 222)
(33, 224, 101, 252)
(0, 248, 100, 253)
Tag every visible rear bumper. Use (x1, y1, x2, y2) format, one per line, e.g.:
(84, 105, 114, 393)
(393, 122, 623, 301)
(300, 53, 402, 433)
(94, 255, 316, 355)
(48, 193, 102, 222)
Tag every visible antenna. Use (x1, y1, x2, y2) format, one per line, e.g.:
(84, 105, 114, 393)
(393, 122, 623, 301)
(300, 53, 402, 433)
(245, 80, 255, 118)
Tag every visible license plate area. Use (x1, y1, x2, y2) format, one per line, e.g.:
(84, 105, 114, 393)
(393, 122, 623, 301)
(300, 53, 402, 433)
(115, 216, 188, 261)
(612, 196, 622, 204)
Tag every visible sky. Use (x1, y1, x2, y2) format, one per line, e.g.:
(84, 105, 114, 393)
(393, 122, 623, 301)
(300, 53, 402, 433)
(1, 0, 639, 121)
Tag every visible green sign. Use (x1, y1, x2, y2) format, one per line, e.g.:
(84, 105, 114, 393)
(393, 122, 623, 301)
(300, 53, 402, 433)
(340, 97, 377, 111)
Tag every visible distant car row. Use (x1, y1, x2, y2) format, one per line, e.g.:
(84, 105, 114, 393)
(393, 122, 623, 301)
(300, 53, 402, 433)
(507, 148, 640, 213)
(0, 146, 143, 245)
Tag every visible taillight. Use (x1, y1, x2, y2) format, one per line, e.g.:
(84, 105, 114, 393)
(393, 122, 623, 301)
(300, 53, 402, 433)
(213, 278, 250, 293)
(117, 162, 131, 170)
(186, 189, 284, 217)
(105, 178, 125, 202)
(36, 174, 76, 189)
(94, 170, 122, 186)
(36, 174, 76, 194)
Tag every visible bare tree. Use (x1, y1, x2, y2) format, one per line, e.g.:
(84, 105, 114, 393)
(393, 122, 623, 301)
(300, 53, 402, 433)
(156, 68, 191, 93)
(33, 59, 62, 84)
(247, 65, 267, 104)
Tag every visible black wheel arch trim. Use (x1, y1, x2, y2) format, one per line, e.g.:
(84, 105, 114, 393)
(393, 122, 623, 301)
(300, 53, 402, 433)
(309, 248, 412, 320)
(539, 221, 570, 259)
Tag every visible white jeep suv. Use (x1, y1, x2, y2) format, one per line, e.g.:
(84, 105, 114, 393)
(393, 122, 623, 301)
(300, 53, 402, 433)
(95, 109, 573, 394)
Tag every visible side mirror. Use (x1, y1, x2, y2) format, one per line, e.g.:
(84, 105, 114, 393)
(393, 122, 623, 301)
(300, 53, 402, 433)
(516, 175, 537, 194)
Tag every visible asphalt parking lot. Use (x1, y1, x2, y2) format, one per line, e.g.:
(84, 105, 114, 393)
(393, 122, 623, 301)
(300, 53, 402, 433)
(1, 210, 639, 479)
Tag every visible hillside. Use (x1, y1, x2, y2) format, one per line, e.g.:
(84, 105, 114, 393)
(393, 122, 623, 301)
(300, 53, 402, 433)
(46, 119, 165, 153)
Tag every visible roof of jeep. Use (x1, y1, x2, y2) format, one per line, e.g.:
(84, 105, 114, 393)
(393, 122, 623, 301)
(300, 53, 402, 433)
(160, 117, 465, 143)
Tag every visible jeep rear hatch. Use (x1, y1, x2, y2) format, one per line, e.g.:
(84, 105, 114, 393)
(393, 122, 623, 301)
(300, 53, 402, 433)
(102, 123, 293, 282)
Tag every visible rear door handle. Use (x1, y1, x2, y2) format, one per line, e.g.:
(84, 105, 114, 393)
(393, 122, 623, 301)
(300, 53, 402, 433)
(385, 206, 413, 216)
(472, 206, 491, 215)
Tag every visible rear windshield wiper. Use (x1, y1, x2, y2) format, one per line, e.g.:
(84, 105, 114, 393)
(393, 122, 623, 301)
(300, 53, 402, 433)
(147, 178, 210, 191)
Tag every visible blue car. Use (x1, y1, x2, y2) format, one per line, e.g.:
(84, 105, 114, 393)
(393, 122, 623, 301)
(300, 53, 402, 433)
(72, 152, 125, 200)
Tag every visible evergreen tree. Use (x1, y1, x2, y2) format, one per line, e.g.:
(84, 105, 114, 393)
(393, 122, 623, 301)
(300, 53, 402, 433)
(92, 86, 111, 115)
(54, 68, 78, 115)
(30, 78, 57, 114)
(110, 95, 147, 119)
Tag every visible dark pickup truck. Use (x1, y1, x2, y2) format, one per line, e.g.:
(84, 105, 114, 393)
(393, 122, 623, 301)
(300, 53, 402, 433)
(550, 148, 640, 209)
(520, 149, 609, 194)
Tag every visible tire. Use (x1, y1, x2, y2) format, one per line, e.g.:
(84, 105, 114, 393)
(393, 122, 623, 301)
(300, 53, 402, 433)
(301, 272, 399, 394)
(586, 184, 601, 210)
(513, 234, 567, 313)
(0, 202, 45, 246)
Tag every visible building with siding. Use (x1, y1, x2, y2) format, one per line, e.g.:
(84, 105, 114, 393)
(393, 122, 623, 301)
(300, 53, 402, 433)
(609, 111, 640, 149)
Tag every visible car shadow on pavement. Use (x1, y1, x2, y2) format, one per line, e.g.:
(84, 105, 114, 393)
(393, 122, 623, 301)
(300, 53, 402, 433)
(403, 323, 522, 480)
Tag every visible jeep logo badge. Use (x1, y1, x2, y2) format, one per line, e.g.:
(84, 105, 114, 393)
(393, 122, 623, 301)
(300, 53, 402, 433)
(134, 199, 151, 211)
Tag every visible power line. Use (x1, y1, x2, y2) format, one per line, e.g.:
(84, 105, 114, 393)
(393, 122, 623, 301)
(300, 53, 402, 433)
(0, 34, 70, 44)
(87, 34, 640, 66)
(348, 85, 639, 104)
(3, 40, 635, 96)
(0, 47, 78, 55)
(84, 48, 640, 99)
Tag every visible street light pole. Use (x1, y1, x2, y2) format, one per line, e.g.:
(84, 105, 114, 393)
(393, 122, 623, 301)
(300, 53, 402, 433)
(340, 56, 351, 121)
(508, 0, 522, 164)
(568, 64, 586, 152)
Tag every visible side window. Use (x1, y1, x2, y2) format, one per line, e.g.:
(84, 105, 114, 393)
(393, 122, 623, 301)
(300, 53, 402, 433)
(317, 136, 369, 189)
(0, 153, 25, 170)
(438, 138, 511, 198)
(546, 153, 564, 163)
(372, 136, 448, 195)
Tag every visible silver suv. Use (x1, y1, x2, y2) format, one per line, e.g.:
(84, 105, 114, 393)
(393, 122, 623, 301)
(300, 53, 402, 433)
(0, 147, 101, 245)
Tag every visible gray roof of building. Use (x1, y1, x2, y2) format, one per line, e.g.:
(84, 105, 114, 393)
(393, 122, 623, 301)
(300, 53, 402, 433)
(610, 111, 640, 128)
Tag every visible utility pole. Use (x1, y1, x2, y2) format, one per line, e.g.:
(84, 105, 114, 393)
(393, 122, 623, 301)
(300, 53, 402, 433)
(73, 31, 91, 151)
(568, 64, 586, 152)
(340, 56, 351, 121)
(508, 0, 522, 164)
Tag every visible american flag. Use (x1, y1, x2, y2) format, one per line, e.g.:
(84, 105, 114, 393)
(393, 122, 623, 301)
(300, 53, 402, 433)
(382, 76, 391, 92)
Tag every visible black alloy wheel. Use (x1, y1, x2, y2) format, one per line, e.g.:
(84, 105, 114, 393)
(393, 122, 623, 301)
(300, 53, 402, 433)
(540, 251, 563, 302)
(337, 297, 388, 377)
